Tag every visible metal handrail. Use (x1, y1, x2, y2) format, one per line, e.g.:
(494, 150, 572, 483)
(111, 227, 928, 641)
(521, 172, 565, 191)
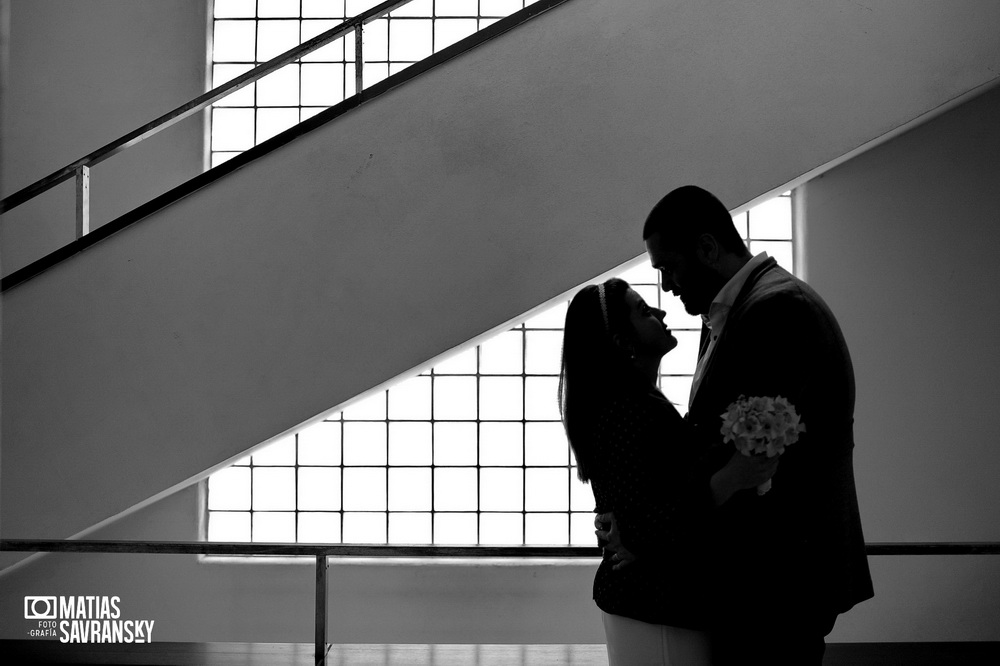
(0, 0, 414, 221)
(0, 539, 601, 557)
(4, 539, 999, 556)
(3, 539, 998, 665)
(2, 539, 601, 665)
(0, 0, 572, 292)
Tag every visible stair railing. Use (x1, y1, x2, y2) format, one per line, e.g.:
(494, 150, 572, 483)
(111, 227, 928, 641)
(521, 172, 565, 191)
(0, 0, 571, 293)
(2, 540, 602, 665)
(0, 0, 415, 234)
(2, 539, 998, 665)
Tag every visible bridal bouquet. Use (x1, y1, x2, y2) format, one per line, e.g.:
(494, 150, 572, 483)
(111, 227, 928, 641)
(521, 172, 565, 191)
(720, 395, 806, 495)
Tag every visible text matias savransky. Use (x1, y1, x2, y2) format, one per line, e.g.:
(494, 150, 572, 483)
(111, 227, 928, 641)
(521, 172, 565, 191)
(25, 595, 155, 643)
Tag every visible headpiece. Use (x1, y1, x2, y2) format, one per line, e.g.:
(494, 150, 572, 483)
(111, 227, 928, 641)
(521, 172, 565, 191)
(597, 283, 609, 331)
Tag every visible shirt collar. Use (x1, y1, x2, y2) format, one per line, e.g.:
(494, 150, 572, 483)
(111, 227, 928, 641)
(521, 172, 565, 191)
(703, 252, 769, 330)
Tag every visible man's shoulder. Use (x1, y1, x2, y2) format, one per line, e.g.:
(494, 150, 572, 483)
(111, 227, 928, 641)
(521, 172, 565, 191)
(743, 264, 831, 314)
(730, 265, 849, 351)
(750, 262, 802, 294)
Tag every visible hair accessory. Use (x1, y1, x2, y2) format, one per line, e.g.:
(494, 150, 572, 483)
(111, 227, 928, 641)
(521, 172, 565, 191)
(597, 283, 610, 331)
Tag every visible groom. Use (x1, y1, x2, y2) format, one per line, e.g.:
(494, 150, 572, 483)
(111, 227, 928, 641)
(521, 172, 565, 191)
(602, 185, 873, 664)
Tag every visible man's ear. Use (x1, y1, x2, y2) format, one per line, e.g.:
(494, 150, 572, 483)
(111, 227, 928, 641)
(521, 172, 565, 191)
(694, 233, 720, 267)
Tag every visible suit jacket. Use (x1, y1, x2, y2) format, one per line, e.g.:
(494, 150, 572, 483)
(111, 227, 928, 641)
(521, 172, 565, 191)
(688, 257, 874, 624)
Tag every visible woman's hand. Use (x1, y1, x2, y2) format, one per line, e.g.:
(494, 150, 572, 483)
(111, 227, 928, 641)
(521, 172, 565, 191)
(710, 452, 780, 505)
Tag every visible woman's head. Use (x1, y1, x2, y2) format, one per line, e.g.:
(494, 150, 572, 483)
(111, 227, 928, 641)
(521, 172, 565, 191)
(558, 277, 676, 481)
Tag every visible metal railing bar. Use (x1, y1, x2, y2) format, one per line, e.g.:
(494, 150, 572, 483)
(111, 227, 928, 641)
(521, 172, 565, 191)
(315, 555, 328, 665)
(75, 165, 90, 238)
(0, 0, 573, 294)
(4, 537, 996, 666)
(864, 542, 1000, 556)
(2, 539, 999, 556)
(0, 539, 601, 557)
(355, 23, 365, 99)
(0, 92, 365, 293)
(0, 0, 412, 216)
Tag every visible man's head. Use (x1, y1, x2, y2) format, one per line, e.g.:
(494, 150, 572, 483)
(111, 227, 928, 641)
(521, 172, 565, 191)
(642, 185, 751, 316)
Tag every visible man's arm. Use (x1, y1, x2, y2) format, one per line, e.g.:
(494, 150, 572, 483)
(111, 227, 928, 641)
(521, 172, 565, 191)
(595, 453, 778, 569)
(593, 512, 635, 570)
(710, 451, 781, 505)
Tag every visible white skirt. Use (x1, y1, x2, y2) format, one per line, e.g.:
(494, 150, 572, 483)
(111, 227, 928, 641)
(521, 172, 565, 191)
(602, 611, 711, 666)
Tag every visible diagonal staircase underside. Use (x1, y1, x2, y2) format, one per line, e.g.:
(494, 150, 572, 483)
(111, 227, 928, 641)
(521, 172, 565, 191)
(3, 0, 999, 567)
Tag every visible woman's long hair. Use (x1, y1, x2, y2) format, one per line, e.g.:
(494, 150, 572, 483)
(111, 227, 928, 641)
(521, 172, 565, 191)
(558, 277, 642, 483)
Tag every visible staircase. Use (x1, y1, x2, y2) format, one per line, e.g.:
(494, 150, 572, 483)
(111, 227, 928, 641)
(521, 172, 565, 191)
(3, 0, 999, 571)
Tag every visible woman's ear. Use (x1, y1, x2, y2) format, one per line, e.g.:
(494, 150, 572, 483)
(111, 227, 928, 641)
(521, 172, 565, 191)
(611, 333, 635, 359)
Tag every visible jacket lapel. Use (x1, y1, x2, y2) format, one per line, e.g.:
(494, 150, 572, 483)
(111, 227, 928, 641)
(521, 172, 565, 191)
(689, 257, 778, 419)
(697, 323, 712, 362)
(730, 256, 777, 314)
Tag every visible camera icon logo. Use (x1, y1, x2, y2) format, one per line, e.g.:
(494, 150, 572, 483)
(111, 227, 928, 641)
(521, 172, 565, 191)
(24, 596, 58, 620)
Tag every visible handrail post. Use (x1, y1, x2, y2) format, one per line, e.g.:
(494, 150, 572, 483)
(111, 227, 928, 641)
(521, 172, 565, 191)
(75, 165, 90, 238)
(0, 1, 417, 220)
(315, 554, 328, 665)
(354, 24, 364, 99)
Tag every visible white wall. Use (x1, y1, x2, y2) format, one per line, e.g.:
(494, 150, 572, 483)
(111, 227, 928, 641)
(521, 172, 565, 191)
(0, 0, 208, 274)
(0, 485, 605, 643)
(0, 0, 210, 569)
(2, 0, 1000, 645)
(804, 83, 1000, 643)
(4, 0, 999, 563)
(4, 83, 999, 646)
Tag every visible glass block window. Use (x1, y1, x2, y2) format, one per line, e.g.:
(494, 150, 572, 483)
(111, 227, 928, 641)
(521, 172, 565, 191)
(210, 0, 543, 167)
(207, 193, 795, 546)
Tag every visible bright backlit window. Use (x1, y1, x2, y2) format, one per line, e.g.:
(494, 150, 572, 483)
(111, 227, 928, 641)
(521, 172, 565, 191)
(210, 0, 544, 167)
(207, 0, 796, 549)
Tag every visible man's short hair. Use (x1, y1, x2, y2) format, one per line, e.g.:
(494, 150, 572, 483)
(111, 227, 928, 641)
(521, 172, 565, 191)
(642, 185, 747, 255)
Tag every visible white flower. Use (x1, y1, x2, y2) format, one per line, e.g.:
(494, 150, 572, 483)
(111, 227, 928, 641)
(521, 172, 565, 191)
(720, 395, 806, 494)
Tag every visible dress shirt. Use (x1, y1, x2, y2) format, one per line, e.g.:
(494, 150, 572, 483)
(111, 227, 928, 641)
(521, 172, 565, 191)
(688, 253, 770, 406)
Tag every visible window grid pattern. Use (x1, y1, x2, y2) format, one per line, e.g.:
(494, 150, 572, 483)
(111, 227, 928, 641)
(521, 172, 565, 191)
(207, 193, 795, 546)
(211, 0, 542, 167)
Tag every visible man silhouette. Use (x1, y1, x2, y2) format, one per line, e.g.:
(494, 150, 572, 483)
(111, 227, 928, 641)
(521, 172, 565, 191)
(601, 185, 873, 664)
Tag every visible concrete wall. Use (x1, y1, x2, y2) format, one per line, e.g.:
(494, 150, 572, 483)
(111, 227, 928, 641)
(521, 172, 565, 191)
(800, 83, 1000, 643)
(4, 0, 999, 558)
(2, 0, 1000, 646)
(0, 485, 604, 644)
(4, 82, 999, 646)
(0, 0, 208, 274)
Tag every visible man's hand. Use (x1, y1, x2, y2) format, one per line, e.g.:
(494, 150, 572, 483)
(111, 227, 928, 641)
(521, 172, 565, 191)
(594, 512, 636, 570)
(710, 452, 780, 505)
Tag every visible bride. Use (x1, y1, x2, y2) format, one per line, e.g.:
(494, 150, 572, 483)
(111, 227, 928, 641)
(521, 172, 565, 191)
(558, 277, 774, 665)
